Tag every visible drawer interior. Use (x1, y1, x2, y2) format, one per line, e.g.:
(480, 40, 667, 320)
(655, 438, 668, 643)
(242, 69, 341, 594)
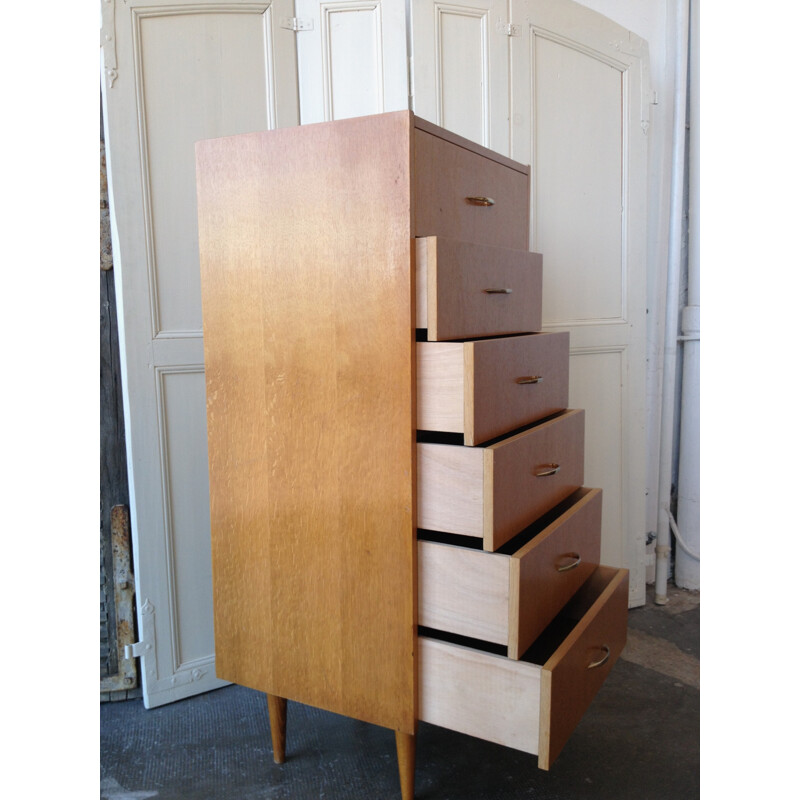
(521, 565, 622, 666)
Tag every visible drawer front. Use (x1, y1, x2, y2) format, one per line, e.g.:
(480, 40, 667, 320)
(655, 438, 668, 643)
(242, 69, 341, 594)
(417, 488, 601, 654)
(537, 566, 629, 770)
(414, 129, 529, 250)
(509, 488, 602, 658)
(469, 332, 569, 445)
(418, 566, 628, 769)
(417, 333, 570, 446)
(417, 410, 585, 549)
(416, 237, 542, 340)
(487, 409, 585, 550)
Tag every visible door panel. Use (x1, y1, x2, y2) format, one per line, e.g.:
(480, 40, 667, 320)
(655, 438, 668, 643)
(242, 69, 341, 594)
(296, 0, 409, 123)
(511, 0, 649, 605)
(533, 36, 624, 324)
(411, 0, 510, 153)
(136, 10, 283, 335)
(101, 0, 300, 707)
(568, 347, 624, 567)
(156, 367, 213, 665)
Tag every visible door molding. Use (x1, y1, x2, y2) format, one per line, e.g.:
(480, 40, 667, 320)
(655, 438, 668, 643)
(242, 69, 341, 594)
(101, 0, 300, 707)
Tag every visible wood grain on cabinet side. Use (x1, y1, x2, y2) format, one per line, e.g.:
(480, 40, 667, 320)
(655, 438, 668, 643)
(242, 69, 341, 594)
(418, 540, 510, 644)
(466, 332, 570, 445)
(417, 442, 484, 537)
(485, 410, 585, 551)
(416, 343, 464, 434)
(419, 637, 541, 754)
(538, 567, 629, 770)
(196, 111, 417, 734)
(508, 488, 603, 659)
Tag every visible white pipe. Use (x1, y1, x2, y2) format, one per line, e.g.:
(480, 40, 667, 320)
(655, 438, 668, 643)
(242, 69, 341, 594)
(675, 0, 700, 589)
(668, 508, 700, 562)
(655, 0, 690, 605)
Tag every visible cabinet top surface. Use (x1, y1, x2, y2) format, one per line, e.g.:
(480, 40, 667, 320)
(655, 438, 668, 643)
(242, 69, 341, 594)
(195, 110, 530, 176)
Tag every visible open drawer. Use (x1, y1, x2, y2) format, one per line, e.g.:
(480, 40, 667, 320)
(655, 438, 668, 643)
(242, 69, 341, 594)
(419, 487, 602, 658)
(418, 565, 628, 770)
(415, 236, 542, 341)
(417, 409, 585, 550)
(417, 332, 569, 446)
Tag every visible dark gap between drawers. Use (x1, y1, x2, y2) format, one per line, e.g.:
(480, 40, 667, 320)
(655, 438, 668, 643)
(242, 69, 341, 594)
(415, 329, 541, 343)
(493, 489, 588, 555)
(416, 430, 465, 445)
(416, 410, 569, 448)
(416, 529, 484, 549)
(417, 626, 508, 658)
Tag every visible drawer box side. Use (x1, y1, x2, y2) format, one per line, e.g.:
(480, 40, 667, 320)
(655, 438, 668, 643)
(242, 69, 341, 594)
(417, 442, 484, 537)
(418, 539, 510, 645)
(416, 342, 465, 434)
(418, 636, 541, 755)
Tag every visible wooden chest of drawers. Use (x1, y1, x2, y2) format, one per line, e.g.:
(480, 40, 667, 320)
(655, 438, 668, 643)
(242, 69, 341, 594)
(196, 110, 627, 799)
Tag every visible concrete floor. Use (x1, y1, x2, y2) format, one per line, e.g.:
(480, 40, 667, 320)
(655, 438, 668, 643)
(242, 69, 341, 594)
(101, 583, 699, 800)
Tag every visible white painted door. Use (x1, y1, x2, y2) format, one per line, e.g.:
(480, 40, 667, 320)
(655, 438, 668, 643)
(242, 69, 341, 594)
(100, 0, 300, 707)
(412, 0, 649, 605)
(510, 0, 649, 605)
(410, 0, 510, 154)
(295, 0, 409, 122)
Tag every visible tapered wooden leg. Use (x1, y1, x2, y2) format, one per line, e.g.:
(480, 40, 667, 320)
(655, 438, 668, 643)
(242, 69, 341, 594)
(395, 729, 416, 800)
(266, 694, 287, 764)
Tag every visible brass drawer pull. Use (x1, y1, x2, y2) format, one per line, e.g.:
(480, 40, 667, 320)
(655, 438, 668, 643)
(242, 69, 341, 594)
(483, 287, 512, 294)
(516, 375, 543, 385)
(587, 645, 611, 670)
(534, 463, 560, 477)
(556, 552, 581, 572)
(466, 196, 495, 206)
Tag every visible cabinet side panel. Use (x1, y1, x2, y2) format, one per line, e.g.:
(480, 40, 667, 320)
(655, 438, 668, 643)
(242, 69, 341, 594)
(196, 111, 416, 732)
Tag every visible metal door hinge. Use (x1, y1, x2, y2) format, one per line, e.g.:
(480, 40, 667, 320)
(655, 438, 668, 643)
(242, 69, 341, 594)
(123, 598, 158, 686)
(124, 640, 151, 659)
(650, 91, 659, 105)
(497, 21, 522, 36)
(280, 17, 313, 32)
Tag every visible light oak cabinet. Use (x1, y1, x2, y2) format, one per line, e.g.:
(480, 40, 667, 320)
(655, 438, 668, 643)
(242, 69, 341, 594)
(196, 111, 627, 799)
